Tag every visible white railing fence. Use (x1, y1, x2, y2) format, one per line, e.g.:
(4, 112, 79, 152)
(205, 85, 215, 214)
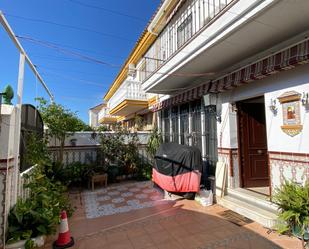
(98, 106, 115, 121)
(18, 164, 37, 201)
(48, 132, 152, 166)
(142, 0, 235, 81)
(109, 80, 147, 111)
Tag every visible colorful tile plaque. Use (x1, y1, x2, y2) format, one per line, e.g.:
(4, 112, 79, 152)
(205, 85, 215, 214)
(278, 91, 302, 137)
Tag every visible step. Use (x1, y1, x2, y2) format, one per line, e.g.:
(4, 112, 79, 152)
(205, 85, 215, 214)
(227, 188, 279, 213)
(217, 195, 278, 229)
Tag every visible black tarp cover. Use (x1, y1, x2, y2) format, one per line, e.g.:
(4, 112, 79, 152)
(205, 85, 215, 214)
(154, 143, 202, 176)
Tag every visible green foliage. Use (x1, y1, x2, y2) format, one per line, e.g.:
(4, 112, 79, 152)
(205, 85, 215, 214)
(134, 115, 143, 131)
(96, 126, 111, 132)
(99, 130, 127, 167)
(99, 130, 150, 180)
(61, 162, 88, 186)
(146, 128, 163, 158)
(36, 97, 90, 163)
(7, 200, 33, 243)
(25, 239, 35, 249)
(2, 84, 14, 105)
(36, 97, 86, 137)
(7, 165, 72, 244)
(59, 162, 103, 187)
(7, 132, 72, 245)
(23, 132, 51, 167)
(273, 180, 309, 248)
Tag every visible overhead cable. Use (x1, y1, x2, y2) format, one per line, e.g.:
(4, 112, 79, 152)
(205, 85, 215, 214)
(4, 12, 136, 42)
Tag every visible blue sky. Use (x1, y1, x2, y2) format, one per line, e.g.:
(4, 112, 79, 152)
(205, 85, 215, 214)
(0, 0, 160, 122)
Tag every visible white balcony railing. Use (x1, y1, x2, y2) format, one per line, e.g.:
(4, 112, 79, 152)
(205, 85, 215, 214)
(141, 0, 235, 82)
(98, 106, 114, 121)
(109, 80, 147, 111)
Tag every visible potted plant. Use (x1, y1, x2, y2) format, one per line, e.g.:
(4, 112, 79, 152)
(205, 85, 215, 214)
(273, 180, 309, 249)
(6, 199, 50, 249)
(6, 165, 73, 249)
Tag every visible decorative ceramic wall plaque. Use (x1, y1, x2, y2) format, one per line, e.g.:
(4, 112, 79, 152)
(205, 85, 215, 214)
(278, 91, 302, 137)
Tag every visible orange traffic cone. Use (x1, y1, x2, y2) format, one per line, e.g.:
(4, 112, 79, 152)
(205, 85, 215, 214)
(53, 211, 74, 249)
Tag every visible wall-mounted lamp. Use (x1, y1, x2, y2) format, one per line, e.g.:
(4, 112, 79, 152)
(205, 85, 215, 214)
(301, 92, 309, 106)
(269, 98, 278, 114)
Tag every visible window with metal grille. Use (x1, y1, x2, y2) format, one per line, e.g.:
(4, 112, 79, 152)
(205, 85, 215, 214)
(177, 14, 193, 49)
(139, 60, 146, 82)
(171, 106, 179, 143)
(163, 109, 170, 142)
(191, 100, 202, 152)
(180, 103, 189, 145)
(204, 105, 218, 175)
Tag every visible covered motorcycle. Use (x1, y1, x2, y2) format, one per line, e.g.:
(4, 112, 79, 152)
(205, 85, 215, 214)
(152, 143, 202, 193)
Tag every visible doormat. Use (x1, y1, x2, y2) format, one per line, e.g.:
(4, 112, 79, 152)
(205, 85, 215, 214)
(218, 210, 253, 226)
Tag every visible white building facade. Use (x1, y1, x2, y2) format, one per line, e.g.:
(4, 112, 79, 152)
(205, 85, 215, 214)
(140, 0, 309, 227)
(89, 103, 105, 128)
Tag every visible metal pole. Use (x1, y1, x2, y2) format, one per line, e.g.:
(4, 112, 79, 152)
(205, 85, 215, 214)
(178, 105, 181, 144)
(0, 11, 54, 102)
(188, 103, 192, 146)
(12, 53, 25, 204)
(201, 100, 206, 159)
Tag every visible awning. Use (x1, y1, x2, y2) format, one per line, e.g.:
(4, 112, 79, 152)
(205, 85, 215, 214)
(154, 39, 309, 111)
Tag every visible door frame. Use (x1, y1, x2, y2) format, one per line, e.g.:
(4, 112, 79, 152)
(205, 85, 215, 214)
(236, 97, 271, 193)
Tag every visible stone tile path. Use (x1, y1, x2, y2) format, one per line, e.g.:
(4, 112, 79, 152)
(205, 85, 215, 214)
(83, 181, 171, 218)
(43, 181, 302, 249)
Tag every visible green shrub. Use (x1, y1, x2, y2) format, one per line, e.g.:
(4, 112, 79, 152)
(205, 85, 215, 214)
(61, 162, 88, 186)
(99, 130, 151, 181)
(273, 180, 309, 249)
(59, 162, 107, 187)
(146, 128, 162, 159)
(7, 165, 73, 245)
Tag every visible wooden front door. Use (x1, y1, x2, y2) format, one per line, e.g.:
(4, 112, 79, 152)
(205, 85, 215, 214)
(237, 101, 269, 188)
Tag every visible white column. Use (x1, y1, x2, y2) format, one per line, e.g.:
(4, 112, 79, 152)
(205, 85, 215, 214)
(12, 53, 25, 204)
(0, 104, 16, 247)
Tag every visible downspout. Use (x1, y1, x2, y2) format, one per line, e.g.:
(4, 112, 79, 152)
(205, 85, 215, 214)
(147, 0, 175, 36)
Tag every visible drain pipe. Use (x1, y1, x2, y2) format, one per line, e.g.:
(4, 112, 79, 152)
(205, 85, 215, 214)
(147, 0, 174, 36)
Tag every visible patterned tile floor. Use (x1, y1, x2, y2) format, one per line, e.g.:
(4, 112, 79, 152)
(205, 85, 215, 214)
(43, 181, 302, 249)
(83, 181, 170, 218)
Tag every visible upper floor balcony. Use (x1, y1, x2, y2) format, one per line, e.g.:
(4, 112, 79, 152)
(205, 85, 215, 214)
(98, 106, 117, 124)
(141, 0, 309, 94)
(109, 79, 148, 117)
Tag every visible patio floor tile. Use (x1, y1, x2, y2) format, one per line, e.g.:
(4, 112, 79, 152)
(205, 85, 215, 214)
(148, 230, 172, 244)
(127, 227, 147, 238)
(130, 234, 156, 249)
(144, 223, 164, 233)
(156, 241, 185, 249)
(106, 240, 134, 249)
(106, 231, 128, 243)
(42, 181, 303, 249)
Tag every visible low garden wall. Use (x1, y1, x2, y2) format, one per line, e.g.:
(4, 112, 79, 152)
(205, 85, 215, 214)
(47, 131, 152, 166)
